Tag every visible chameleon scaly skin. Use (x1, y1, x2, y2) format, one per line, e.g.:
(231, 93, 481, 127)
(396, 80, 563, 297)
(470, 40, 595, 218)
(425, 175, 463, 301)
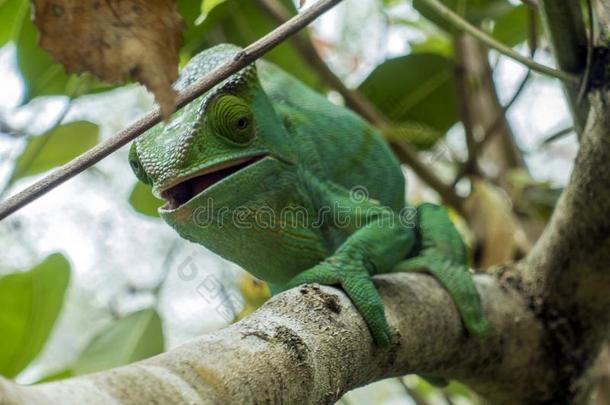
(129, 44, 487, 346)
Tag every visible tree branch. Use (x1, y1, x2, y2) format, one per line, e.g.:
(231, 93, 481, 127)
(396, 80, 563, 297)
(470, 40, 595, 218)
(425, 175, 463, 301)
(0, 273, 548, 404)
(0, 0, 344, 221)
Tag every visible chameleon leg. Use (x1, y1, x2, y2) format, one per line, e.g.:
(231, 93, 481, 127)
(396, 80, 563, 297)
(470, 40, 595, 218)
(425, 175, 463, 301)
(283, 174, 415, 346)
(394, 203, 488, 337)
(284, 258, 392, 346)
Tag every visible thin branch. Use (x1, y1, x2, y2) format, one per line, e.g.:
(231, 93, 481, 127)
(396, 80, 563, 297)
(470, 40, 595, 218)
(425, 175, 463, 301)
(0, 100, 73, 199)
(256, 0, 387, 126)
(0, 0, 344, 221)
(540, 126, 575, 146)
(256, 0, 465, 212)
(396, 377, 430, 405)
(577, 0, 595, 104)
(453, 70, 532, 185)
(419, 0, 579, 85)
(538, 0, 589, 132)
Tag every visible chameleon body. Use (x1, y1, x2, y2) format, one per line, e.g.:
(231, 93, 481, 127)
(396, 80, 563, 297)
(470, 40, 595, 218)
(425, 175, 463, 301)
(129, 44, 487, 346)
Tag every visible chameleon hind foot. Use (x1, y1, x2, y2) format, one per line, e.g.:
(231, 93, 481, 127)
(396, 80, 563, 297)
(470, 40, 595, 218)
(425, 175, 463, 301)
(395, 203, 488, 337)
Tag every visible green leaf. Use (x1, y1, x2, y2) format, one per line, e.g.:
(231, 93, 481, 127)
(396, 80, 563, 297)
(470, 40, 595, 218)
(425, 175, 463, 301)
(73, 309, 164, 375)
(413, 0, 514, 32)
(410, 35, 453, 58)
(491, 5, 531, 47)
(0, 0, 28, 47)
(0, 253, 71, 378)
(9, 121, 99, 184)
(34, 368, 74, 383)
(383, 121, 444, 150)
(129, 182, 164, 218)
(359, 53, 458, 134)
(201, 0, 229, 17)
(179, 0, 322, 90)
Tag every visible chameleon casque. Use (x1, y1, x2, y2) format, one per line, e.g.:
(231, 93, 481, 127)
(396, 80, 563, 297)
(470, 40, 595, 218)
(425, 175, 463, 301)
(129, 44, 487, 346)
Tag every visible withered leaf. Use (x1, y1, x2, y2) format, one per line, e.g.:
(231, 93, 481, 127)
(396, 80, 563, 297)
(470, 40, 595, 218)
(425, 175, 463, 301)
(33, 0, 184, 117)
(464, 180, 531, 269)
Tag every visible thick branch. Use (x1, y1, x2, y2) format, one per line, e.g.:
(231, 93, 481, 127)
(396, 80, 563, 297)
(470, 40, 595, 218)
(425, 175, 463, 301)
(0, 0, 343, 221)
(524, 93, 610, 325)
(0, 273, 550, 404)
(520, 92, 610, 402)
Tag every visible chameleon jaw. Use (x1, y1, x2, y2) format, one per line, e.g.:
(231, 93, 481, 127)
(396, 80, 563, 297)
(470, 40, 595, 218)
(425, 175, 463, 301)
(159, 154, 267, 211)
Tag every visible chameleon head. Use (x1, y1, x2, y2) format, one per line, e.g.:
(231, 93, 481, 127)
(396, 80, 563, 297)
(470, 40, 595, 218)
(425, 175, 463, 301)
(129, 44, 295, 218)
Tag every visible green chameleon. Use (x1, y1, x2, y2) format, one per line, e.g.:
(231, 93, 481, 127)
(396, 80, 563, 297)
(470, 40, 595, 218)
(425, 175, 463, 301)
(129, 44, 487, 346)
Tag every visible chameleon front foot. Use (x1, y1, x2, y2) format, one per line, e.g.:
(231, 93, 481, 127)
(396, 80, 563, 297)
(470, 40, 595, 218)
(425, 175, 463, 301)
(284, 263, 392, 347)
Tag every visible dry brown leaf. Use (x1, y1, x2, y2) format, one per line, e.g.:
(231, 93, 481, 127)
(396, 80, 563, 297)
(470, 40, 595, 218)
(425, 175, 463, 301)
(464, 179, 531, 269)
(33, 0, 184, 117)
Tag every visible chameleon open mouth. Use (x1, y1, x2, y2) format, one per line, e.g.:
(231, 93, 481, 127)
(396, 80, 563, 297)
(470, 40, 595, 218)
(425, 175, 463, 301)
(160, 155, 266, 210)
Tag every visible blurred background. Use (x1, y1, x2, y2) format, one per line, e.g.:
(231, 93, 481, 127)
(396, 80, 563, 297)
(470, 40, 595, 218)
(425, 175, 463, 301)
(0, 0, 586, 403)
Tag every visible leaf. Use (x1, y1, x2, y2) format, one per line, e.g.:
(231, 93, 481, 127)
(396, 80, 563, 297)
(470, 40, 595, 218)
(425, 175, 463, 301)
(181, 0, 322, 90)
(32, 0, 184, 117)
(410, 35, 453, 58)
(0, 253, 71, 378)
(0, 0, 28, 47)
(129, 182, 164, 218)
(464, 180, 531, 268)
(201, 0, 229, 17)
(359, 53, 458, 134)
(8, 121, 99, 184)
(491, 5, 531, 47)
(73, 309, 164, 375)
(413, 0, 514, 32)
(35, 368, 74, 383)
(383, 121, 444, 150)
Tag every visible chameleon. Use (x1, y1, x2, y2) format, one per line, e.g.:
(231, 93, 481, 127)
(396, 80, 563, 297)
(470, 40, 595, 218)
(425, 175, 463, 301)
(129, 44, 488, 346)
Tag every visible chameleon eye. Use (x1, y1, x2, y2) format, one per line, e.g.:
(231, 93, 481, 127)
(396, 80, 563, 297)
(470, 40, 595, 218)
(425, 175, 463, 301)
(210, 95, 255, 145)
(236, 116, 250, 130)
(128, 142, 152, 185)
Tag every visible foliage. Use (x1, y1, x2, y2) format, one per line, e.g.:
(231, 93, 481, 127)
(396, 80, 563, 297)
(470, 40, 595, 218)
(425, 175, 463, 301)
(0, 254, 70, 378)
(8, 121, 99, 186)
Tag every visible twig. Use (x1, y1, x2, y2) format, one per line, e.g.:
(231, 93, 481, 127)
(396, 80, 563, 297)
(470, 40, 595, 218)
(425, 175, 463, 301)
(256, 0, 465, 212)
(0, 0, 344, 221)
(391, 140, 464, 211)
(453, 70, 532, 185)
(577, 0, 595, 104)
(0, 100, 73, 198)
(395, 377, 430, 405)
(540, 126, 575, 146)
(256, 0, 387, 125)
(419, 0, 579, 85)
